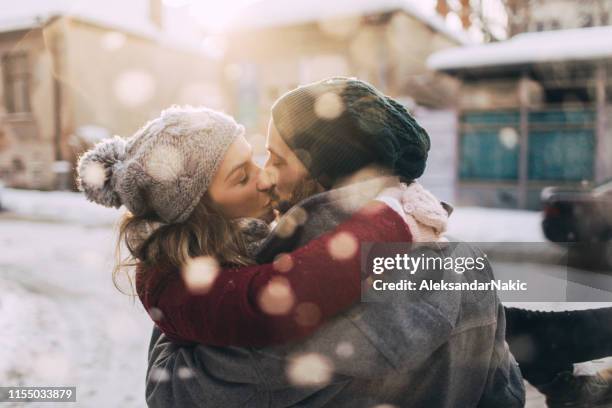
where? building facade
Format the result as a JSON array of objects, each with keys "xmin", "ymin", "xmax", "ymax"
[
  {"xmin": 429, "ymin": 25, "xmax": 612, "ymax": 210},
  {"xmin": 0, "ymin": 15, "xmax": 219, "ymax": 190},
  {"xmin": 221, "ymin": 1, "xmax": 467, "ymax": 151},
  {"xmin": 506, "ymin": 0, "xmax": 612, "ymax": 35}
]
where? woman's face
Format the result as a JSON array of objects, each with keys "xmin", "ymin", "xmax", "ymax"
[{"xmin": 208, "ymin": 135, "xmax": 274, "ymax": 221}]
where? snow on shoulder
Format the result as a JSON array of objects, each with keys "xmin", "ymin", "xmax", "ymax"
[{"xmin": 428, "ymin": 25, "xmax": 612, "ymax": 71}]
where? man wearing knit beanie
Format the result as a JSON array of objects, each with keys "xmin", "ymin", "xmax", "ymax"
[
  {"xmin": 250, "ymin": 77, "xmax": 523, "ymax": 407},
  {"xmin": 258, "ymin": 77, "xmax": 431, "ymax": 212}
]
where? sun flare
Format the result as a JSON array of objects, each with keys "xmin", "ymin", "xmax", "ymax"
[{"xmin": 163, "ymin": 0, "xmax": 259, "ymax": 33}]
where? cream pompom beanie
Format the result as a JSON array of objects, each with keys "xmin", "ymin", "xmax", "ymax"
[{"xmin": 77, "ymin": 106, "xmax": 244, "ymax": 223}]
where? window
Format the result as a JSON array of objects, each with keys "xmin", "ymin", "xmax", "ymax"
[
  {"xmin": 458, "ymin": 105, "xmax": 596, "ymax": 191},
  {"xmin": 527, "ymin": 109, "xmax": 595, "ymax": 181},
  {"xmin": 460, "ymin": 130, "xmax": 520, "ymax": 180},
  {"xmin": 2, "ymin": 52, "xmax": 31, "ymax": 114},
  {"xmin": 459, "ymin": 111, "xmax": 520, "ymax": 181},
  {"xmin": 235, "ymin": 63, "xmax": 259, "ymax": 128}
]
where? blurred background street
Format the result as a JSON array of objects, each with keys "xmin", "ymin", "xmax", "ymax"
[{"xmin": 2, "ymin": 0, "xmax": 612, "ymax": 406}]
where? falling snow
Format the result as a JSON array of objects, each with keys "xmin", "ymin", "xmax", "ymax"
[
  {"xmin": 314, "ymin": 92, "xmax": 345, "ymax": 120},
  {"xmin": 327, "ymin": 231, "xmax": 359, "ymax": 260},
  {"xmin": 257, "ymin": 277, "xmax": 295, "ymax": 315},
  {"xmin": 272, "ymin": 253, "xmax": 294, "ymax": 273},
  {"xmin": 182, "ymin": 256, "xmax": 220, "ymax": 294},
  {"xmin": 286, "ymin": 352, "xmax": 333, "ymax": 387}
]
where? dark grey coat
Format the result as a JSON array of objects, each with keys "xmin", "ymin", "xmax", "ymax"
[{"xmin": 144, "ymin": 178, "xmax": 525, "ymax": 407}]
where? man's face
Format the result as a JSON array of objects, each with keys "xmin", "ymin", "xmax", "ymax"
[{"xmin": 257, "ymin": 119, "xmax": 320, "ymax": 212}]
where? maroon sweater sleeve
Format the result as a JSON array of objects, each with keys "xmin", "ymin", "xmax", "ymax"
[{"xmin": 138, "ymin": 201, "xmax": 412, "ymax": 347}]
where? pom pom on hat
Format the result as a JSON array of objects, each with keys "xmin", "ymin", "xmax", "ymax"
[{"xmin": 77, "ymin": 135, "xmax": 127, "ymax": 208}]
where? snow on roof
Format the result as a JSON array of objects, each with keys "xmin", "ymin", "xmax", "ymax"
[
  {"xmin": 0, "ymin": 0, "xmax": 204, "ymax": 52},
  {"xmin": 428, "ymin": 25, "xmax": 612, "ymax": 71},
  {"xmin": 230, "ymin": 0, "xmax": 472, "ymax": 45},
  {"xmin": 0, "ymin": 0, "xmax": 160, "ymax": 37},
  {"xmin": 0, "ymin": 15, "xmax": 48, "ymax": 33},
  {"xmin": 0, "ymin": 11, "xmax": 207, "ymax": 56}
]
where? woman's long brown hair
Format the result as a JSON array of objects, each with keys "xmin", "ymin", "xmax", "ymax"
[{"xmin": 113, "ymin": 194, "xmax": 254, "ymax": 299}]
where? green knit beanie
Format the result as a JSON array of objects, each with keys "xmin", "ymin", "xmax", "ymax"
[{"xmin": 271, "ymin": 77, "xmax": 430, "ymax": 188}]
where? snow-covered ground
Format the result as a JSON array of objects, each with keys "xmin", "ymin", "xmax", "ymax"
[
  {"xmin": 0, "ymin": 188, "xmax": 609, "ymax": 407},
  {"xmin": 447, "ymin": 206, "xmax": 546, "ymax": 242},
  {"xmin": 0, "ymin": 189, "xmax": 150, "ymax": 407},
  {"xmin": 0, "ymin": 187, "xmax": 547, "ymax": 241},
  {"xmin": 0, "ymin": 188, "xmax": 119, "ymax": 227}
]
